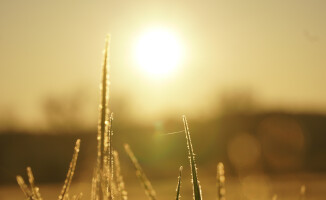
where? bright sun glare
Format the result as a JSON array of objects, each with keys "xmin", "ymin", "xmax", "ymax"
[{"xmin": 135, "ymin": 28, "xmax": 183, "ymax": 77}]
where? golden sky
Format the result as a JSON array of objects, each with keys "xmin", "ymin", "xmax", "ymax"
[{"xmin": 0, "ymin": 0, "xmax": 325, "ymax": 129}]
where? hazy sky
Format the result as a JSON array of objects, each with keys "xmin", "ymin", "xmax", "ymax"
[{"xmin": 0, "ymin": 0, "xmax": 325, "ymax": 129}]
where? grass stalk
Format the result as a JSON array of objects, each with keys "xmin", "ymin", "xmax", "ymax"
[
  {"xmin": 124, "ymin": 144, "xmax": 156, "ymax": 200},
  {"xmin": 58, "ymin": 139, "xmax": 81, "ymax": 200},
  {"xmin": 27, "ymin": 167, "xmax": 43, "ymax": 200},
  {"xmin": 175, "ymin": 166, "xmax": 183, "ymax": 200},
  {"xmin": 91, "ymin": 168, "xmax": 99, "ymax": 200},
  {"xmin": 182, "ymin": 115, "xmax": 202, "ymax": 200},
  {"xmin": 107, "ymin": 113, "xmax": 114, "ymax": 200},
  {"xmin": 95, "ymin": 34, "xmax": 111, "ymax": 200},
  {"xmin": 16, "ymin": 175, "xmax": 34, "ymax": 199},
  {"xmin": 114, "ymin": 151, "xmax": 128, "ymax": 200}
]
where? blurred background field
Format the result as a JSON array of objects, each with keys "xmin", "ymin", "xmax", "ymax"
[
  {"xmin": 1, "ymin": 0, "xmax": 326, "ymax": 199},
  {"xmin": 1, "ymin": 111, "xmax": 326, "ymax": 199}
]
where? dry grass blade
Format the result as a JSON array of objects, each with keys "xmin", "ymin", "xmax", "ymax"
[
  {"xmin": 58, "ymin": 139, "xmax": 81, "ymax": 200},
  {"xmin": 16, "ymin": 175, "xmax": 34, "ymax": 199},
  {"xmin": 124, "ymin": 144, "xmax": 157, "ymax": 200},
  {"xmin": 182, "ymin": 115, "xmax": 202, "ymax": 200},
  {"xmin": 27, "ymin": 167, "xmax": 43, "ymax": 200},
  {"xmin": 114, "ymin": 151, "xmax": 128, "ymax": 200},
  {"xmin": 216, "ymin": 162, "xmax": 225, "ymax": 200},
  {"xmin": 175, "ymin": 166, "xmax": 183, "ymax": 200}
]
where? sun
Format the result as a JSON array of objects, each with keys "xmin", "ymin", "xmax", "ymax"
[{"xmin": 134, "ymin": 28, "xmax": 183, "ymax": 77}]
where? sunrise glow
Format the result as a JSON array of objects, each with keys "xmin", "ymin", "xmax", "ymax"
[{"xmin": 134, "ymin": 28, "xmax": 183, "ymax": 77}]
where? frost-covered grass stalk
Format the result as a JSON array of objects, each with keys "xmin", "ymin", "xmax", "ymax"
[
  {"xmin": 17, "ymin": 139, "xmax": 81, "ymax": 200},
  {"xmin": 93, "ymin": 34, "xmax": 112, "ymax": 200},
  {"xmin": 183, "ymin": 115, "xmax": 203, "ymax": 200},
  {"xmin": 124, "ymin": 144, "xmax": 157, "ymax": 200},
  {"xmin": 175, "ymin": 166, "xmax": 183, "ymax": 200},
  {"xmin": 26, "ymin": 167, "xmax": 43, "ymax": 200},
  {"xmin": 113, "ymin": 151, "xmax": 128, "ymax": 200},
  {"xmin": 91, "ymin": 34, "xmax": 121, "ymax": 200},
  {"xmin": 58, "ymin": 139, "xmax": 81, "ymax": 200},
  {"xmin": 16, "ymin": 173, "xmax": 35, "ymax": 199}
]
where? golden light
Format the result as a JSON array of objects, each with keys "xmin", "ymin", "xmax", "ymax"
[{"xmin": 134, "ymin": 28, "xmax": 183, "ymax": 77}]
